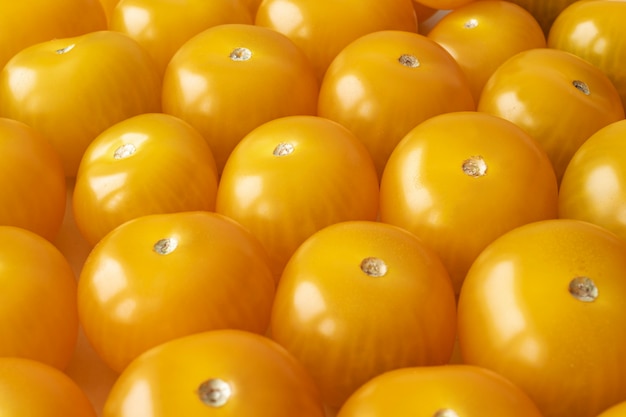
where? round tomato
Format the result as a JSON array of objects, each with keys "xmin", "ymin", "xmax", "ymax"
[
  {"xmin": 596, "ymin": 401, "xmax": 626, "ymax": 417},
  {"xmin": 318, "ymin": 30, "xmax": 475, "ymax": 178},
  {"xmin": 72, "ymin": 113, "xmax": 218, "ymax": 246},
  {"xmin": 337, "ymin": 365, "xmax": 543, "ymax": 416},
  {"xmin": 109, "ymin": 0, "xmax": 252, "ymax": 77},
  {"xmin": 0, "ymin": 118, "xmax": 66, "ymax": 241},
  {"xmin": 380, "ymin": 111, "xmax": 558, "ymax": 295},
  {"xmin": 103, "ymin": 329, "xmax": 326, "ymax": 417},
  {"xmin": 0, "ymin": 357, "xmax": 97, "ymax": 417},
  {"xmin": 0, "ymin": 30, "xmax": 162, "ymax": 177},
  {"xmin": 458, "ymin": 218, "xmax": 626, "ymax": 417},
  {"xmin": 270, "ymin": 220, "xmax": 457, "ymax": 410},
  {"xmin": 162, "ymin": 23, "xmax": 319, "ymax": 174},
  {"xmin": 548, "ymin": 0, "xmax": 626, "ymax": 110},
  {"xmin": 0, "ymin": 226, "xmax": 78, "ymax": 370},
  {"xmin": 559, "ymin": 119, "xmax": 626, "ymax": 243},
  {"xmin": 78, "ymin": 211, "xmax": 276, "ymax": 373},
  {"xmin": 255, "ymin": 0, "xmax": 418, "ymax": 81},
  {"xmin": 428, "ymin": 0, "xmax": 546, "ymax": 102},
  {"xmin": 215, "ymin": 115, "xmax": 380, "ymax": 280},
  {"xmin": 478, "ymin": 47, "xmax": 625, "ymax": 184},
  {"xmin": 503, "ymin": 0, "xmax": 578, "ymax": 35}
]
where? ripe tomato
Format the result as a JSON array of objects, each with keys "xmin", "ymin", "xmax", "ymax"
[
  {"xmin": 548, "ymin": 0, "xmax": 626, "ymax": 110},
  {"xmin": 72, "ymin": 113, "xmax": 219, "ymax": 246},
  {"xmin": 428, "ymin": 0, "xmax": 546, "ymax": 102},
  {"xmin": 109, "ymin": 0, "xmax": 252, "ymax": 77},
  {"xmin": 255, "ymin": 0, "xmax": 418, "ymax": 81},
  {"xmin": 162, "ymin": 23, "xmax": 319, "ymax": 174},
  {"xmin": 318, "ymin": 30, "xmax": 475, "ymax": 178},
  {"xmin": 215, "ymin": 115, "xmax": 380, "ymax": 280},
  {"xmin": 0, "ymin": 30, "xmax": 162, "ymax": 177},
  {"xmin": 270, "ymin": 220, "xmax": 457, "ymax": 410},
  {"xmin": 77, "ymin": 211, "xmax": 276, "ymax": 373},
  {"xmin": 597, "ymin": 401, "xmax": 626, "ymax": 417},
  {"xmin": 503, "ymin": 0, "xmax": 578, "ymax": 35},
  {"xmin": 458, "ymin": 218, "xmax": 626, "ymax": 417},
  {"xmin": 103, "ymin": 329, "xmax": 326, "ymax": 417},
  {"xmin": 0, "ymin": 118, "xmax": 66, "ymax": 241},
  {"xmin": 0, "ymin": 226, "xmax": 78, "ymax": 370},
  {"xmin": 478, "ymin": 47, "xmax": 625, "ymax": 184},
  {"xmin": 380, "ymin": 111, "xmax": 558, "ymax": 295},
  {"xmin": 559, "ymin": 119, "xmax": 626, "ymax": 243},
  {"xmin": 336, "ymin": 365, "xmax": 543, "ymax": 417},
  {"xmin": 0, "ymin": 357, "xmax": 97, "ymax": 417},
  {"xmin": 0, "ymin": 0, "xmax": 106, "ymax": 69}
]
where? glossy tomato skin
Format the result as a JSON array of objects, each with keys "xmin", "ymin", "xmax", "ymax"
[
  {"xmin": 78, "ymin": 211, "xmax": 276, "ymax": 373},
  {"xmin": 548, "ymin": 0, "xmax": 626, "ymax": 109},
  {"xmin": 596, "ymin": 401, "xmax": 626, "ymax": 417},
  {"xmin": 162, "ymin": 23, "xmax": 319, "ymax": 174},
  {"xmin": 0, "ymin": 226, "xmax": 78, "ymax": 370},
  {"xmin": 478, "ymin": 47, "xmax": 625, "ymax": 184},
  {"xmin": 270, "ymin": 220, "xmax": 457, "ymax": 410},
  {"xmin": 318, "ymin": 30, "xmax": 475, "ymax": 178},
  {"xmin": 559, "ymin": 119, "xmax": 626, "ymax": 243},
  {"xmin": 0, "ymin": 30, "xmax": 162, "ymax": 177},
  {"xmin": 73, "ymin": 113, "xmax": 219, "ymax": 246},
  {"xmin": 337, "ymin": 365, "xmax": 544, "ymax": 417},
  {"xmin": 380, "ymin": 111, "xmax": 558, "ymax": 295},
  {"xmin": 103, "ymin": 329, "xmax": 326, "ymax": 417},
  {"xmin": 216, "ymin": 115, "xmax": 380, "ymax": 280},
  {"xmin": 0, "ymin": 357, "xmax": 97, "ymax": 417},
  {"xmin": 458, "ymin": 219, "xmax": 626, "ymax": 417}
]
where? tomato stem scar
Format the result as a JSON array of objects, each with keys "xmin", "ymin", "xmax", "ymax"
[
  {"xmin": 434, "ymin": 409, "xmax": 460, "ymax": 417},
  {"xmin": 572, "ymin": 80, "xmax": 590, "ymax": 95},
  {"xmin": 462, "ymin": 155, "xmax": 487, "ymax": 177},
  {"xmin": 464, "ymin": 18, "xmax": 479, "ymax": 28},
  {"xmin": 56, "ymin": 44, "xmax": 75, "ymax": 54},
  {"xmin": 569, "ymin": 276, "xmax": 598, "ymax": 302},
  {"xmin": 113, "ymin": 144, "xmax": 136, "ymax": 160},
  {"xmin": 360, "ymin": 257, "xmax": 387, "ymax": 277},
  {"xmin": 273, "ymin": 142, "xmax": 294, "ymax": 156},
  {"xmin": 197, "ymin": 378, "xmax": 231, "ymax": 407},
  {"xmin": 398, "ymin": 54, "xmax": 420, "ymax": 68},
  {"xmin": 153, "ymin": 238, "xmax": 178, "ymax": 255},
  {"xmin": 230, "ymin": 47, "xmax": 252, "ymax": 61}
]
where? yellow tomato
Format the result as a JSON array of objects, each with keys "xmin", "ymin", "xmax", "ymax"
[
  {"xmin": 458, "ymin": 218, "xmax": 626, "ymax": 417},
  {"xmin": 428, "ymin": 0, "xmax": 546, "ymax": 102},
  {"xmin": 110, "ymin": 0, "xmax": 252, "ymax": 77},
  {"xmin": 78, "ymin": 211, "xmax": 276, "ymax": 373},
  {"xmin": 559, "ymin": 119, "xmax": 626, "ymax": 243},
  {"xmin": 73, "ymin": 113, "xmax": 219, "ymax": 246},
  {"xmin": 215, "ymin": 115, "xmax": 380, "ymax": 280},
  {"xmin": 0, "ymin": 118, "xmax": 66, "ymax": 241},
  {"xmin": 0, "ymin": 30, "xmax": 162, "ymax": 177},
  {"xmin": 548, "ymin": 0, "xmax": 626, "ymax": 109},
  {"xmin": 0, "ymin": 226, "xmax": 78, "ymax": 370},
  {"xmin": 337, "ymin": 365, "xmax": 543, "ymax": 416},
  {"xmin": 162, "ymin": 23, "xmax": 319, "ymax": 174},
  {"xmin": 270, "ymin": 220, "xmax": 457, "ymax": 410},
  {"xmin": 103, "ymin": 329, "xmax": 326, "ymax": 417},
  {"xmin": 0, "ymin": 357, "xmax": 97, "ymax": 417},
  {"xmin": 0, "ymin": 0, "xmax": 106, "ymax": 69},
  {"xmin": 318, "ymin": 30, "xmax": 475, "ymax": 178},
  {"xmin": 380, "ymin": 111, "xmax": 558, "ymax": 295},
  {"xmin": 478, "ymin": 47, "xmax": 625, "ymax": 184},
  {"xmin": 255, "ymin": 0, "xmax": 418, "ymax": 81},
  {"xmin": 597, "ymin": 401, "xmax": 626, "ymax": 417},
  {"xmin": 503, "ymin": 0, "xmax": 579, "ymax": 35}
]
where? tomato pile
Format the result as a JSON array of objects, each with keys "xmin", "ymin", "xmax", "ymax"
[{"xmin": 1, "ymin": 0, "xmax": 626, "ymax": 416}]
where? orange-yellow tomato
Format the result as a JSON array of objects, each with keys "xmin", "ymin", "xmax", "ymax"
[
  {"xmin": 0, "ymin": 30, "xmax": 162, "ymax": 177},
  {"xmin": 0, "ymin": 0, "xmax": 106, "ymax": 69},
  {"xmin": 478, "ymin": 47, "xmax": 625, "ymax": 184},
  {"xmin": 318, "ymin": 30, "xmax": 475, "ymax": 178},
  {"xmin": 458, "ymin": 219, "xmax": 626, "ymax": 417},
  {"xmin": 0, "ymin": 226, "xmax": 78, "ymax": 370},
  {"xmin": 109, "ymin": 0, "xmax": 252, "ymax": 77},
  {"xmin": 0, "ymin": 357, "xmax": 97, "ymax": 417},
  {"xmin": 337, "ymin": 365, "xmax": 544, "ymax": 417},
  {"xmin": 380, "ymin": 111, "xmax": 558, "ymax": 295},
  {"xmin": 73, "ymin": 113, "xmax": 218, "ymax": 246},
  {"xmin": 103, "ymin": 329, "xmax": 326, "ymax": 417},
  {"xmin": 596, "ymin": 401, "xmax": 626, "ymax": 417},
  {"xmin": 0, "ymin": 118, "xmax": 66, "ymax": 241},
  {"xmin": 559, "ymin": 119, "xmax": 626, "ymax": 243},
  {"xmin": 255, "ymin": 0, "xmax": 418, "ymax": 81},
  {"xmin": 162, "ymin": 23, "xmax": 319, "ymax": 174},
  {"xmin": 270, "ymin": 220, "xmax": 457, "ymax": 410},
  {"xmin": 503, "ymin": 0, "xmax": 579, "ymax": 35},
  {"xmin": 548, "ymin": 0, "xmax": 626, "ymax": 109},
  {"xmin": 78, "ymin": 211, "xmax": 276, "ymax": 373},
  {"xmin": 428, "ymin": 0, "xmax": 546, "ymax": 102},
  {"xmin": 215, "ymin": 115, "xmax": 380, "ymax": 280}
]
